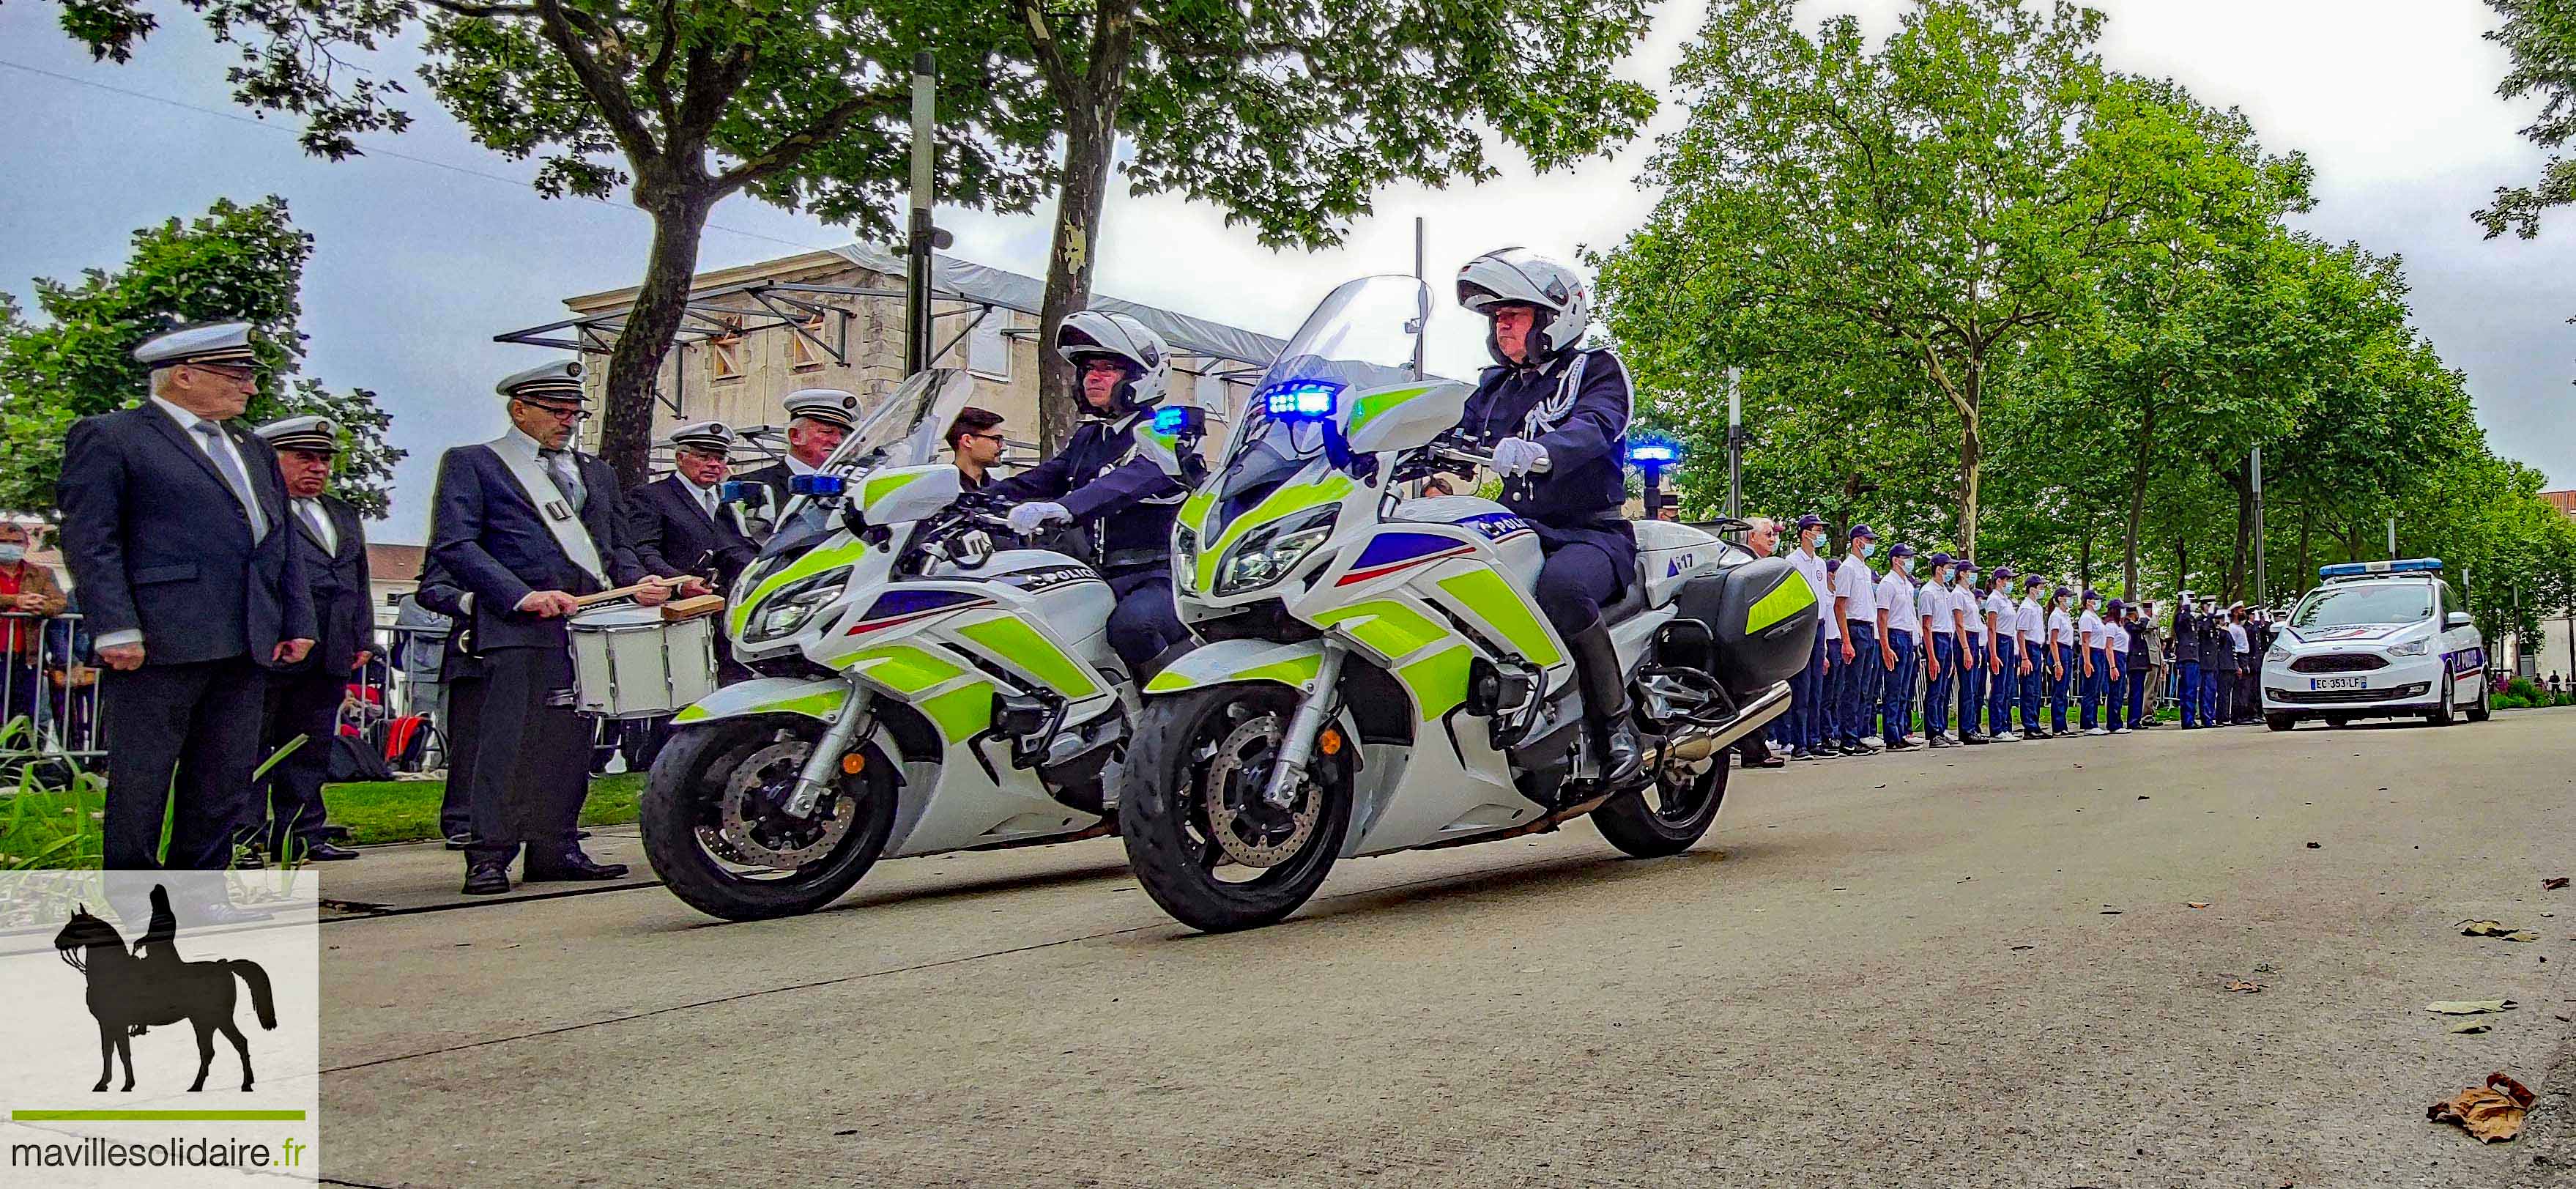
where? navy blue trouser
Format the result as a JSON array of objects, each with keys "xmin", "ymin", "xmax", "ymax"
[
  {"xmin": 1880, "ymin": 630, "xmax": 1917, "ymax": 744},
  {"xmin": 2179, "ymin": 661, "xmax": 2202, "ymax": 727},
  {"xmin": 1987, "ymin": 637, "xmax": 2019, "ymax": 737},
  {"xmin": 2124, "ymin": 662, "xmax": 2148, "ymax": 727},
  {"xmin": 2046, "ymin": 645, "xmax": 2073, "ymax": 732},
  {"xmin": 1958, "ymin": 635, "xmax": 1985, "ymax": 736},
  {"xmin": 1790, "ymin": 632, "xmax": 1828, "ymax": 752},
  {"xmin": 2019, "ymin": 642, "xmax": 2046, "ymax": 733},
  {"xmin": 1922, "ymin": 634, "xmax": 1956, "ymax": 738},
  {"xmin": 2080, "ymin": 647, "xmax": 2108, "ymax": 729},
  {"xmin": 1105, "ymin": 568, "xmax": 1189, "ymax": 678},
  {"xmin": 2101, "ymin": 651, "xmax": 2125, "ymax": 729},
  {"xmin": 1837, "ymin": 621, "xmax": 1879, "ymax": 748}
]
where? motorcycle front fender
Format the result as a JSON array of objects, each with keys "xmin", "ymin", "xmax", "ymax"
[
  {"xmin": 670, "ymin": 675, "xmax": 856, "ymax": 725},
  {"xmin": 1142, "ymin": 639, "xmax": 1328, "ymax": 696}
]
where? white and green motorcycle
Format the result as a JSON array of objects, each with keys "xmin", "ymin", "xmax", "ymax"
[
  {"xmin": 638, "ymin": 368, "xmax": 1198, "ymax": 920},
  {"xmin": 1116, "ymin": 276, "xmax": 1821, "ymax": 933}
]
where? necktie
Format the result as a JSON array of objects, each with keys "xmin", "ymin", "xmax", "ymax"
[
  {"xmin": 299, "ymin": 499, "xmax": 336, "ymax": 554},
  {"xmin": 542, "ymin": 449, "xmax": 586, "ymax": 511},
  {"xmin": 193, "ymin": 421, "xmax": 268, "ymax": 541}
]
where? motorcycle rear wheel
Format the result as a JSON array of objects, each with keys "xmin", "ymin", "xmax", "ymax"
[
  {"xmin": 1118, "ymin": 686, "xmax": 1353, "ymax": 933},
  {"xmin": 641, "ymin": 716, "xmax": 899, "ymax": 922},
  {"xmin": 1592, "ymin": 748, "xmax": 1729, "ymax": 858}
]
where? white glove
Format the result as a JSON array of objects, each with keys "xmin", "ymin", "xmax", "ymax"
[
  {"xmin": 1006, "ymin": 501, "xmax": 1071, "ymax": 536},
  {"xmin": 1491, "ymin": 437, "xmax": 1549, "ymax": 478}
]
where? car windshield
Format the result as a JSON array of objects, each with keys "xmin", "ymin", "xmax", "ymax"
[
  {"xmin": 1209, "ymin": 276, "xmax": 1428, "ymax": 520},
  {"xmin": 2291, "ymin": 582, "xmax": 2432, "ymax": 629}
]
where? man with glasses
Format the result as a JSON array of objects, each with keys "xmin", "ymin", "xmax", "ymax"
[
  {"xmin": 734, "ymin": 389, "xmax": 858, "ymax": 538},
  {"xmin": 429, "ymin": 360, "xmax": 701, "ymax": 895},
  {"xmin": 56, "ymin": 322, "xmax": 315, "ymax": 886},
  {"xmin": 628, "ymin": 421, "xmax": 757, "ymax": 597},
  {"xmin": 945, "ymin": 407, "xmax": 1010, "ymax": 491}
]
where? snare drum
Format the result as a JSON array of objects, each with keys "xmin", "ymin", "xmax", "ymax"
[{"xmin": 568, "ymin": 605, "xmax": 719, "ymax": 719}]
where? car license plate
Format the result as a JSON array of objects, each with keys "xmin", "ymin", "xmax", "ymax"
[{"xmin": 2311, "ymin": 676, "xmax": 2367, "ymax": 691}]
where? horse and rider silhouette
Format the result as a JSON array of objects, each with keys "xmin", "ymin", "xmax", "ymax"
[{"xmin": 51, "ymin": 886, "xmax": 277, "ymax": 1092}]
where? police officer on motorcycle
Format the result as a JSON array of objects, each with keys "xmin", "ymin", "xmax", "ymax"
[
  {"xmin": 1449, "ymin": 247, "xmax": 1644, "ymax": 787},
  {"xmin": 988, "ymin": 311, "xmax": 1192, "ymax": 678}
]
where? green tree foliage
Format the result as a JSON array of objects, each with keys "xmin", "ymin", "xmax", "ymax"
[
  {"xmin": 0, "ymin": 198, "xmax": 403, "ymax": 517},
  {"xmin": 2480, "ymin": 0, "xmax": 2576, "ymax": 240},
  {"xmin": 46, "ymin": 0, "xmax": 1056, "ymax": 486}
]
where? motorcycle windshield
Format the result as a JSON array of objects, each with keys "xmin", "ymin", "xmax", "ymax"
[
  {"xmin": 1211, "ymin": 276, "xmax": 1428, "ymax": 519},
  {"xmin": 757, "ymin": 368, "xmax": 973, "ymax": 562}
]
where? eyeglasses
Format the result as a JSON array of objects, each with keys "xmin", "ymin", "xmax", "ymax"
[
  {"xmin": 961, "ymin": 432, "xmax": 1007, "ymax": 445},
  {"xmin": 514, "ymin": 399, "xmax": 589, "ymax": 423},
  {"xmin": 188, "ymin": 363, "xmax": 259, "ymax": 383}
]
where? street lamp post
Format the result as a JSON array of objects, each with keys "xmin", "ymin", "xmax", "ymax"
[{"xmin": 1724, "ymin": 367, "xmax": 1743, "ymax": 521}]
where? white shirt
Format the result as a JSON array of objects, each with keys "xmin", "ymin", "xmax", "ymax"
[
  {"xmin": 2017, "ymin": 598, "xmax": 2045, "ymax": 642},
  {"xmin": 2047, "ymin": 607, "xmax": 2075, "ymax": 645},
  {"xmin": 1875, "ymin": 571, "xmax": 1915, "ymax": 634},
  {"xmin": 2227, "ymin": 623, "xmax": 2250, "ymax": 652},
  {"xmin": 1958, "ymin": 585, "xmax": 1986, "ymax": 637},
  {"xmin": 2080, "ymin": 610, "xmax": 2105, "ymax": 648},
  {"xmin": 681, "ymin": 475, "xmax": 721, "ymax": 519},
  {"xmin": 1917, "ymin": 582, "xmax": 1954, "ymax": 634},
  {"xmin": 2105, "ymin": 621, "xmax": 2130, "ymax": 655},
  {"xmin": 294, "ymin": 497, "xmax": 338, "ymax": 555},
  {"xmin": 1983, "ymin": 590, "xmax": 2017, "ymax": 640},
  {"xmin": 1789, "ymin": 548, "xmax": 1838, "ymax": 641},
  {"xmin": 1833, "ymin": 555, "xmax": 1877, "ymax": 625}
]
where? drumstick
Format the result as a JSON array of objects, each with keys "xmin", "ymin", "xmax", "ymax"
[{"xmin": 571, "ymin": 576, "xmax": 691, "ymax": 609}]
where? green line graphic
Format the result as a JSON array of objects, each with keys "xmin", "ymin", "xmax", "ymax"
[{"xmin": 10, "ymin": 1109, "xmax": 308, "ymax": 1122}]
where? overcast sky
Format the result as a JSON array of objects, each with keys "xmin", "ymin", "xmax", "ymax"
[{"xmin": 4, "ymin": 0, "xmax": 2572, "ymax": 544}]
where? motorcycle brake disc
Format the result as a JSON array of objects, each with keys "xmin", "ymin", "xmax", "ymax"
[
  {"xmin": 705, "ymin": 740, "xmax": 855, "ymax": 869},
  {"xmin": 1203, "ymin": 714, "xmax": 1318, "ymax": 869}
]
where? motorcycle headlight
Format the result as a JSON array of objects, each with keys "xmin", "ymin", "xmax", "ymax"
[
  {"xmin": 1214, "ymin": 508, "xmax": 1337, "ymax": 596},
  {"xmin": 742, "ymin": 566, "xmax": 852, "ymax": 644},
  {"xmin": 1174, "ymin": 525, "xmax": 1200, "ymax": 593},
  {"xmin": 2265, "ymin": 644, "xmax": 2291, "ymax": 662},
  {"xmin": 2385, "ymin": 637, "xmax": 2432, "ymax": 658}
]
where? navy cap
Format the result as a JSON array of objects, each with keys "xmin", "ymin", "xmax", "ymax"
[
  {"xmin": 2024, "ymin": 574, "xmax": 2046, "ymax": 590},
  {"xmin": 1848, "ymin": 524, "xmax": 1879, "ymax": 541},
  {"xmin": 2106, "ymin": 598, "xmax": 2126, "ymax": 615},
  {"xmin": 2053, "ymin": 585, "xmax": 2073, "ymax": 599},
  {"xmin": 1795, "ymin": 514, "xmax": 1825, "ymax": 530},
  {"xmin": 1958, "ymin": 560, "xmax": 1979, "ymax": 574},
  {"xmin": 2082, "ymin": 588, "xmax": 2101, "ymax": 602},
  {"xmin": 1887, "ymin": 542, "xmax": 1916, "ymax": 559},
  {"xmin": 1826, "ymin": 558, "xmax": 1841, "ymax": 574},
  {"xmin": 1992, "ymin": 566, "xmax": 2015, "ymax": 582},
  {"xmin": 1926, "ymin": 551, "xmax": 1953, "ymax": 568}
]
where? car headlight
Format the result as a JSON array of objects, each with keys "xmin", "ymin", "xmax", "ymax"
[
  {"xmin": 742, "ymin": 566, "xmax": 852, "ymax": 644},
  {"xmin": 1214, "ymin": 508, "xmax": 1337, "ymax": 596},
  {"xmin": 2385, "ymin": 637, "xmax": 2432, "ymax": 657},
  {"xmin": 2265, "ymin": 644, "xmax": 2290, "ymax": 662},
  {"xmin": 1174, "ymin": 525, "xmax": 1200, "ymax": 593}
]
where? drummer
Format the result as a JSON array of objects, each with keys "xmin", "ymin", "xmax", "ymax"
[{"xmin": 427, "ymin": 360, "xmax": 703, "ymax": 896}]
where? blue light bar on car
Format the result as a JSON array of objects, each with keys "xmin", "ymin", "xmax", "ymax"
[
  {"xmin": 1261, "ymin": 380, "xmax": 1341, "ymax": 418},
  {"xmin": 2317, "ymin": 558, "xmax": 2442, "ymax": 578},
  {"xmin": 787, "ymin": 473, "xmax": 846, "ymax": 497}
]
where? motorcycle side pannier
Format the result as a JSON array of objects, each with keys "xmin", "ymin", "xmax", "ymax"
[{"xmin": 1669, "ymin": 557, "xmax": 1819, "ymax": 695}]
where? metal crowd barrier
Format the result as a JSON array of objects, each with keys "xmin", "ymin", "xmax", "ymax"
[{"xmin": 0, "ymin": 612, "xmax": 460, "ymax": 774}]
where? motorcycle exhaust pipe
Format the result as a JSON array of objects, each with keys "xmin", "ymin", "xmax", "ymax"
[{"xmin": 1649, "ymin": 680, "xmax": 1792, "ymax": 765}]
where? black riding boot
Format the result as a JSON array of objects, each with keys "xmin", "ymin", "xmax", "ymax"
[{"xmin": 1568, "ymin": 619, "xmax": 1644, "ymax": 788}]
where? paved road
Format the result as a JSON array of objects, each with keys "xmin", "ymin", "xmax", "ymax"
[{"xmin": 318, "ymin": 709, "xmax": 2576, "ymax": 1188}]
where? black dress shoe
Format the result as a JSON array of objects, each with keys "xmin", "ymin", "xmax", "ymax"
[
  {"xmin": 523, "ymin": 850, "xmax": 628, "ymax": 882},
  {"xmin": 300, "ymin": 841, "xmax": 363, "ymax": 862},
  {"xmin": 1751, "ymin": 753, "xmax": 1786, "ymax": 768},
  {"xmin": 1960, "ymin": 733, "xmax": 1989, "ymax": 745},
  {"xmin": 462, "ymin": 864, "xmax": 511, "ymax": 895},
  {"xmin": 194, "ymin": 901, "xmax": 272, "ymax": 926}
]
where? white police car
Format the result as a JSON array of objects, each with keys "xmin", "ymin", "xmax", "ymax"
[{"xmin": 2261, "ymin": 559, "xmax": 2490, "ymax": 730}]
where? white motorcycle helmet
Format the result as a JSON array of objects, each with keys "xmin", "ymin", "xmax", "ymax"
[
  {"xmin": 1456, "ymin": 247, "xmax": 1591, "ymax": 368},
  {"xmin": 1056, "ymin": 310, "xmax": 1171, "ymax": 418}
]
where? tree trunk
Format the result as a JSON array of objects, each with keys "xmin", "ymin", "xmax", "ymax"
[
  {"xmin": 1956, "ymin": 392, "xmax": 1983, "ymax": 559},
  {"xmin": 2120, "ymin": 402, "xmax": 2158, "ymax": 600},
  {"xmin": 2225, "ymin": 459, "xmax": 2254, "ymax": 604},
  {"xmin": 598, "ymin": 182, "xmax": 715, "ymax": 489},
  {"xmin": 1036, "ymin": 92, "xmax": 1125, "ymax": 456},
  {"xmin": 2295, "ymin": 505, "xmax": 2312, "ymax": 596}
]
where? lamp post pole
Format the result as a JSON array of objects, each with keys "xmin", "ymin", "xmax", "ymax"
[{"xmin": 1725, "ymin": 368, "xmax": 1743, "ymax": 520}]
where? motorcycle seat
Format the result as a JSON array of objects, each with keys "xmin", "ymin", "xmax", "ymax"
[{"xmin": 1601, "ymin": 575, "xmax": 1650, "ymax": 626}]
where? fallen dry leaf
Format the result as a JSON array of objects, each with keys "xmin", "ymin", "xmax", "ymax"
[
  {"xmin": 2459, "ymin": 921, "xmax": 2542, "ymax": 942},
  {"xmin": 2187, "ymin": 902, "xmax": 2211, "ymax": 909},
  {"xmin": 2448, "ymin": 1021, "xmax": 2492, "ymax": 1034},
  {"xmin": 2546, "ymin": 878, "xmax": 2570, "ymax": 891},
  {"xmin": 2427, "ymin": 1073, "xmax": 2535, "ymax": 1144},
  {"xmin": 2224, "ymin": 979, "xmax": 2264, "ymax": 993},
  {"xmin": 2427, "ymin": 1000, "xmax": 2518, "ymax": 1015}
]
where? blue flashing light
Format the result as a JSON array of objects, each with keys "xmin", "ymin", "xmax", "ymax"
[
  {"xmin": 1627, "ymin": 436, "xmax": 1679, "ymax": 467},
  {"xmin": 788, "ymin": 473, "xmax": 846, "ymax": 497},
  {"xmin": 1154, "ymin": 406, "xmax": 1188, "ymax": 432},
  {"xmin": 1261, "ymin": 379, "xmax": 1342, "ymax": 418},
  {"xmin": 2318, "ymin": 558, "xmax": 2443, "ymax": 579}
]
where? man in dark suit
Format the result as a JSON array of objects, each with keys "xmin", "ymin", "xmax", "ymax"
[
  {"xmin": 250, "ymin": 415, "xmax": 369, "ymax": 863},
  {"xmin": 428, "ymin": 360, "xmax": 700, "ymax": 894},
  {"xmin": 628, "ymin": 420, "xmax": 757, "ymax": 596},
  {"xmin": 733, "ymin": 389, "xmax": 857, "ymax": 539},
  {"xmin": 56, "ymin": 322, "xmax": 316, "ymax": 883}
]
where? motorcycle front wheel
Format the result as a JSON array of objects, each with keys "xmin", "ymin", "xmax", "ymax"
[
  {"xmin": 1118, "ymin": 685, "xmax": 1354, "ymax": 933},
  {"xmin": 640, "ymin": 715, "xmax": 899, "ymax": 922}
]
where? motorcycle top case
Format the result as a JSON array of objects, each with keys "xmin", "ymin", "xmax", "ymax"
[{"xmin": 1668, "ymin": 556, "xmax": 1819, "ymax": 694}]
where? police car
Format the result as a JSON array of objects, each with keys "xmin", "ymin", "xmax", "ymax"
[{"xmin": 2261, "ymin": 558, "xmax": 2490, "ymax": 730}]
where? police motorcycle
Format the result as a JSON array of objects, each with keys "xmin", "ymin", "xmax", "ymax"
[
  {"xmin": 1114, "ymin": 276, "xmax": 1821, "ymax": 933},
  {"xmin": 638, "ymin": 367, "xmax": 1199, "ymax": 921}
]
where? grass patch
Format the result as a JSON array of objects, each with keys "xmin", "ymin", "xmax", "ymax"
[{"xmin": 2, "ymin": 772, "xmax": 647, "ymax": 867}]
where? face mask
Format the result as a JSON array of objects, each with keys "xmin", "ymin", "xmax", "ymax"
[
  {"xmin": 0, "ymin": 544, "xmax": 21, "ymax": 565},
  {"xmin": 1858, "ymin": 543, "xmax": 1875, "ymax": 559}
]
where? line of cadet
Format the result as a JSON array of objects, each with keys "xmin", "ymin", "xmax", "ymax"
[{"xmin": 1760, "ymin": 518, "xmax": 2276, "ymax": 764}]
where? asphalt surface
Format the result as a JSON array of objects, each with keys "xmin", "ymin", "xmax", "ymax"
[{"xmin": 316, "ymin": 708, "xmax": 2576, "ymax": 1188}]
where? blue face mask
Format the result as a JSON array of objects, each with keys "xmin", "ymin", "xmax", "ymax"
[
  {"xmin": 0, "ymin": 544, "xmax": 21, "ymax": 565},
  {"xmin": 1858, "ymin": 543, "xmax": 1875, "ymax": 559}
]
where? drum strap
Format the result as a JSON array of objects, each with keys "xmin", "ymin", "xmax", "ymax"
[{"xmin": 480, "ymin": 438, "xmax": 607, "ymax": 588}]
